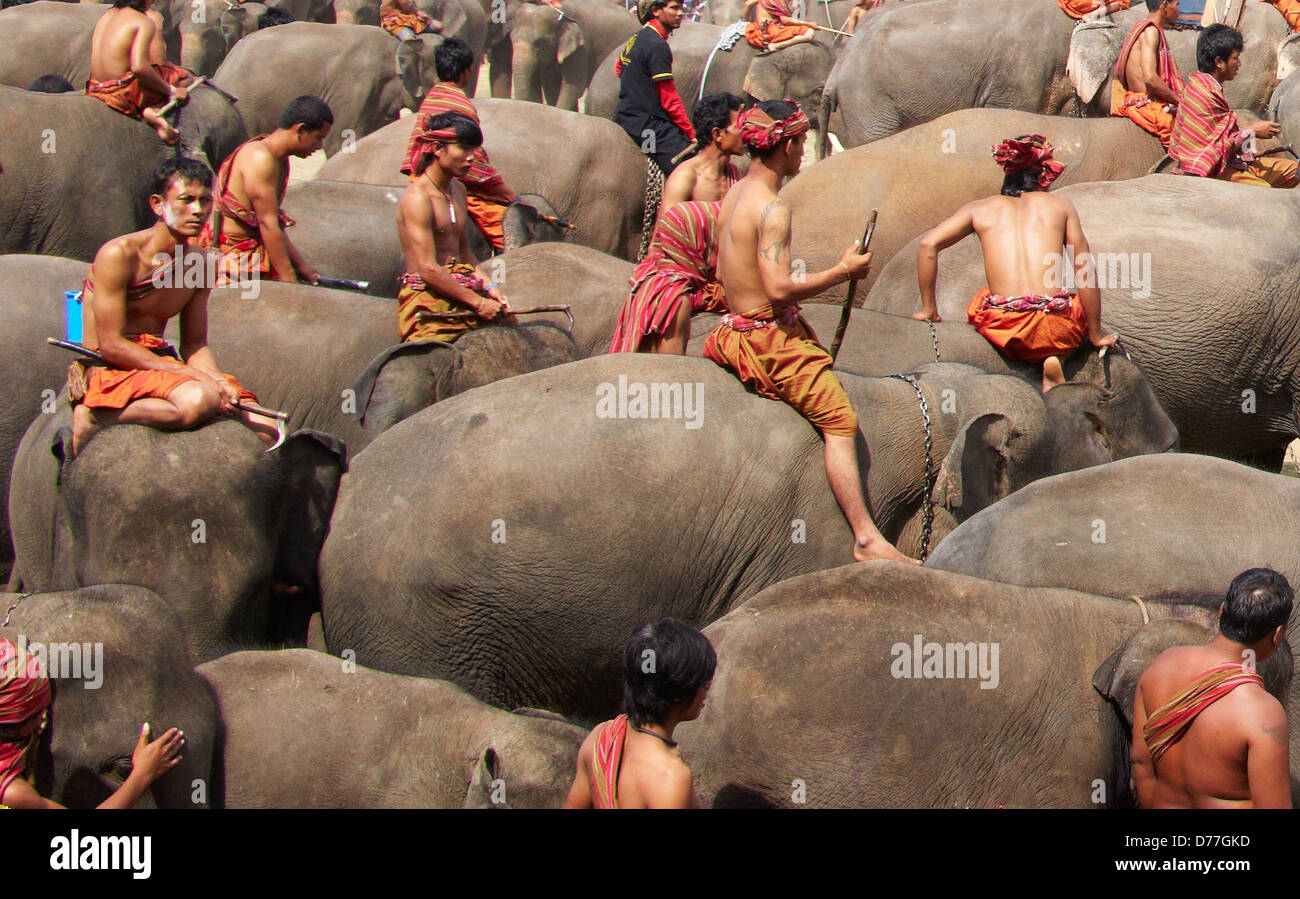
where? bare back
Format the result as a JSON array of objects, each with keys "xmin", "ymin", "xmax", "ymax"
[
  {"xmin": 1131, "ymin": 646, "xmax": 1290, "ymax": 809},
  {"xmin": 89, "ymin": 7, "xmax": 154, "ymax": 82},
  {"xmin": 1122, "ymin": 25, "xmax": 1160, "ymax": 96},
  {"xmin": 222, "ymin": 140, "xmax": 289, "ymax": 241},
  {"xmin": 397, "ymin": 177, "xmax": 472, "ymax": 271},
  {"xmin": 716, "ymin": 175, "xmax": 783, "ymax": 318},
  {"xmin": 969, "ymin": 191, "xmax": 1073, "ymax": 298}
]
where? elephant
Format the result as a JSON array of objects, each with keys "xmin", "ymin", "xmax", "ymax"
[
  {"xmin": 173, "ymin": 0, "xmax": 293, "ymax": 79},
  {"xmin": 211, "ymin": 22, "xmax": 442, "ymax": 157},
  {"xmin": 333, "ymin": 0, "xmax": 489, "ymax": 92},
  {"xmin": 317, "ymin": 99, "xmax": 650, "ymax": 260},
  {"xmin": 317, "ymin": 353, "xmax": 1176, "ymax": 719},
  {"xmin": 821, "ymin": 0, "xmax": 1081, "ymax": 148},
  {"xmin": 925, "ymin": 452, "xmax": 1300, "ymax": 784},
  {"xmin": 584, "ymin": 22, "xmax": 835, "ymax": 128},
  {"xmin": 675, "ymin": 561, "xmax": 1293, "ymax": 807},
  {"xmin": 1067, "ymin": 4, "xmax": 1285, "ymax": 116},
  {"xmin": 0, "ymin": 1, "xmax": 101, "ymax": 90},
  {"xmin": 8, "ymin": 414, "xmax": 347, "ymax": 664},
  {"xmin": 0, "ymin": 85, "xmax": 246, "ymax": 259},
  {"xmin": 0, "ymin": 585, "xmax": 219, "ymax": 808},
  {"xmin": 867, "ymin": 174, "xmax": 1300, "ymax": 468},
  {"xmin": 1270, "ymin": 67, "xmax": 1300, "ymax": 145},
  {"xmin": 197, "ymin": 649, "xmax": 584, "ymax": 807},
  {"xmin": 282, "ymin": 180, "xmax": 570, "ymax": 296},
  {"xmin": 509, "ymin": 0, "xmax": 637, "ymax": 109},
  {"xmin": 790, "ymin": 108, "xmax": 1165, "ymax": 300}
]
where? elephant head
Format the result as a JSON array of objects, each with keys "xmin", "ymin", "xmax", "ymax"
[
  {"xmin": 511, "ymin": 2, "xmax": 587, "ymax": 107},
  {"xmin": 742, "ymin": 40, "xmax": 834, "ymax": 130},
  {"xmin": 502, "ymin": 193, "xmax": 570, "ymax": 251},
  {"xmin": 395, "ymin": 33, "xmax": 443, "ymax": 105},
  {"xmin": 174, "ymin": 85, "xmax": 249, "ymax": 174},
  {"xmin": 332, "ymin": 0, "xmax": 378, "ymax": 25},
  {"xmin": 0, "ymin": 585, "xmax": 219, "ymax": 808},
  {"xmin": 1279, "ymin": 32, "xmax": 1300, "ymax": 81},
  {"xmin": 1065, "ymin": 19, "xmax": 1126, "ymax": 110}
]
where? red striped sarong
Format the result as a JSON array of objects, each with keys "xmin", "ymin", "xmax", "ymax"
[
  {"xmin": 609, "ymin": 200, "xmax": 726, "ymax": 353},
  {"xmin": 1142, "ymin": 662, "xmax": 1264, "ymax": 770},
  {"xmin": 1168, "ymin": 71, "xmax": 1251, "ymax": 177},
  {"xmin": 591, "ymin": 715, "xmax": 629, "ymax": 809}
]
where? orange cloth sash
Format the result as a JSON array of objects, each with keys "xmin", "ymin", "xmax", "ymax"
[
  {"xmin": 197, "ymin": 135, "xmax": 295, "ymax": 282},
  {"xmin": 744, "ymin": 20, "xmax": 812, "ymax": 49},
  {"xmin": 702, "ymin": 303, "xmax": 858, "ymax": 437},
  {"xmin": 1142, "ymin": 662, "xmax": 1264, "ymax": 770},
  {"xmin": 1264, "ymin": 0, "xmax": 1300, "ymax": 30},
  {"xmin": 1109, "ymin": 19, "xmax": 1181, "ymax": 146},
  {"xmin": 966, "ymin": 287, "xmax": 1088, "ymax": 364},
  {"xmin": 84, "ymin": 63, "xmax": 190, "ymax": 119}
]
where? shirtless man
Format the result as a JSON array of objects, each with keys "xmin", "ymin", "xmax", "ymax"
[
  {"xmin": 914, "ymin": 134, "xmax": 1116, "ymax": 392},
  {"xmin": 743, "ymin": 0, "xmax": 818, "ymax": 52},
  {"xmin": 1132, "ymin": 567, "xmax": 1293, "ymax": 809},
  {"xmin": 379, "ymin": 0, "xmax": 443, "ymax": 40},
  {"xmin": 71, "ymin": 156, "xmax": 279, "ymax": 455},
  {"xmin": 1110, "ymin": 0, "xmax": 1183, "ymax": 147},
  {"xmin": 657, "ymin": 92, "xmax": 745, "ymax": 225},
  {"xmin": 841, "ymin": 0, "xmax": 885, "ymax": 37},
  {"xmin": 200, "ymin": 96, "xmax": 332, "ymax": 285},
  {"xmin": 396, "ymin": 111, "xmax": 513, "ymax": 345},
  {"xmin": 703, "ymin": 99, "xmax": 913, "ymax": 564},
  {"xmin": 564, "ymin": 619, "xmax": 715, "ymax": 809},
  {"xmin": 85, "ymin": 0, "xmax": 198, "ymax": 144}
]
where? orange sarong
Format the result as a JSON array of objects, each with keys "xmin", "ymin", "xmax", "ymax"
[
  {"xmin": 1218, "ymin": 156, "xmax": 1300, "ymax": 188},
  {"xmin": 1058, "ymin": 0, "xmax": 1128, "ymax": 17},
  {"xmin": 84, "ymin": 63, "xmax": 190, "ymax": 119},
  {"xmin": 966, "ymin": 287, "xmax": 1088, "ymax": 365},
  {"xmin": 396, "ymin": 262, "xmax": 491, "ymax": 343},
  {"xmin": 1142, "ymin": 662, "xmax": 1264, "ymax": 770},
  {"xmin": 197, "ymin": 135, "xmax": 296, "ymax": 283},
  {"xmin": 591, "ymin": 715, "xmax": 629, "ymax": 809},
  {"xmin": 465, "ymin": 195, "xmax": 507, "ymax": 251},
  {"xmin": 75, "ymin": 334, "xmax": 256, "ymax": 410},
  {"xmin": 702, "ymin": 304, "xmax": 858, "ymax": 437},
  {"xmin": 381, "ymin": 8, "xmax": 432, "ymax": 35},
  {"xmin": 744, "ymin": 20, "xmax": 813, "ymax": 49},
  {"xmin": 1264, "ymin": 0, "xmax": 1300, "ymax": 30}
]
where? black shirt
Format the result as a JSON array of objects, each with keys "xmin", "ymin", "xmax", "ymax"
[{"xmin": 613, "ymin": 24, "xmax": 684, "ymax": 147}]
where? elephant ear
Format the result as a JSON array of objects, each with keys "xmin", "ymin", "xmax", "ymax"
[
  {"xmin": 557, "ymin": 20, "xmax": 585, "ymax": 65},
  {"xmin": 462, "ymin": 747, "xmax": 503, "ymax": 809},
  {"xmin": 503, "ymin": 193, "xmax": 567, "ymax": 250},
  {"xmin": 1065, "ymin": 19, "xmax": 1124, "ymax": 106},
  {"xmin": 1279, "ymin": 31, "xmax": 1300, "ymax": 81},
  {"xmin": 932, "ymin": 413, "xmax": 1012, "ymax": 519},
  {"xmin": 353, "ymin": 340, "xmax": 462, "ymax": 426},
  {"xmin": 269, "ymin": 429, "xmax": 348, "ymax": 598}
]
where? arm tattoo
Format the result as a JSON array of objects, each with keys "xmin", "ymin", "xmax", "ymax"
[
  {"xmin": 757, "ymin": 200, "xmax": 792, "ymax": 264},
  {"xmin": 1262, "ymin": 722, "xmax": 1287, "ymax": 746}
]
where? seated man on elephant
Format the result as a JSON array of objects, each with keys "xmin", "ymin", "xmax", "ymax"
[
  {"xmin": 396, "ymin": 112, "xmax": 515, "ymax": 344},
  {"xmin": 564, "ymin": 619, "xmax": 715, "ymax": 809},
  {"xmin": 610, "ymin": 200, "xmax": 726, "ymax": 354},
  {"xmin": 658, "ymin": 92, "xmax": 746, "ymax": 227},
  {"xmin": 85, "ymin": 0, "xmax": 199, "ymax": 144},
  {"xmin": 198, "ymin": 96, "xmax": 332, "ymax": 285},
  {"xmin": 614, "ymin": 0, "xmax": 696, "ymax": 177},
  {"xmin": 71, "ymin": 157, "xmax": 281, "ymax": 455},
  {"xmin": 703, "ymin": 100, "xmax": 913, "ymax": 565},
  {"xmin": 1263, "ymin": 0, "xmax": 1300, "ymax": 31},
  {"xmin": 1110, "ymin": 0, "xmax": 1183, "ymax": 147},
  {"xmin": 0, "ymin": 637, "xmax": 185, "ymax": 809},
  {"xmin": 380, "ymin": 0, "xmax": 443, "ymax": 40},
  {"xmin": 1132, "ymin": 567, "xmax": 1292, "ymax": 809},
  {"xmin": 913, "ymin": 134, "xmax": 1117, "ymax": 393},
  {"xmin": 400, "ymin": 39, "xmax": 521, "ymax": 253},
  {"xmin": 743, "ymin": 0, "xmax": 818, "ymax": 52},
  {"xmin": 1168, "ymin": 24, "xmax": 1298, "ymax": 187},
  {"xmin": 841, "ymin": 0, "xmax": 884, "ymax": 37},
  {"xmin": 1058, "ymin": 0, "xmax": 1131, "ymax": 21}
]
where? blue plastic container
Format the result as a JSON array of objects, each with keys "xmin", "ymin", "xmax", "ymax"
[{"xmin": 64, "ymin": 290, "xmax": 83, "ymax": 344}]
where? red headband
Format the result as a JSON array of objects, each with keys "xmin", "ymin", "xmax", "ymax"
[
  {"xmin": 406, "ymin": 125, "xmax": 461, "ymax": 177},
  {"xmin": 991, "ymin": 134, "xmax": 1064, "ymax": 189},
  {"xmin": 737, "ymin": 105, "xmax": 811, "ymax": 151}
]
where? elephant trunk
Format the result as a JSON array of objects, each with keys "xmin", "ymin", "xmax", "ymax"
[
  {"xmin": 511, "ymin": 44, "xmax": 544, "ymax": 103},
  {"xmin": 816, "ymin": 84, "xmax": 834, "ymax": 160}
]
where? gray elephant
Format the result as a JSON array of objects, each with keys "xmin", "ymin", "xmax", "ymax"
[
  {"xmin": 1068, "ymin": 4, "xmax": 1284, "ymax": 115},
  {"xmin": 318, "ymin": 99, "xmax": 649, "ymax": 259},
  {"xmin": 585, "ymin": 22, "xmax": 835, "ymax": 127},
  {"xmin": 8, "ymin": 414, "xmax": 346, "ymax": 663},
  {"xmin": 333, "ymin": 0, "xmax": 489, "ymax": 90},
  {"xmin": 211, "ymin": 22, "xmax": 441, "ymax": 156},
  {"xmin": 508, "ymin": 0, "xmax": 637, "ymax": 109},
  {"xmin": 1269, "ymin": 67, "xmax": 1300, "ymax": 145},
  {"xmin": 791, "ymin": 108, "xmax": 1165, "ymax": 299},
  {"xmin": 822, "ymin": 0, "xmax": 1080, "ymax": 148},
  {"xmin": 173, "ymin": 0, "xmax": 294, "ymax": 79},
  {"xmin": 197, "ymin": 649, "xmax": 584, "ymax": 807},
  {"xmin": 676, "ymin": 562, "xmax": 1293, "ymax": 807},
  {"xmin": 0, "ymin": 585, "xmax": 219, "ymax": 808},
  {"xmin": 318, "ymin": 353, "xmax": 1175, "ymax": 719},
  {"xmin": 0, "ymin": 86, "xmax": 245, "ymax": 259},
  {"xmin": 868, "ymin": 174, "xmax": 1300, "ymax": 468},
  {"xmin": 0, "ymin": 1, "xmax": 101, "ymax": 89}
]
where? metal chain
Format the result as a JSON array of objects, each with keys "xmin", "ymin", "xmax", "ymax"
[
  {"xmin": 1, "ymin": 593, "xmax": 33, "ymax": 628},
  {"xmin": 927, "ymin": 320, "xmax": 941, "ymax": 363},
  {"xmin": 637, "ymin": 157, "xmax": 665, "ymax": 263},
  {"xmin": 887, "ymin": 374, "xmax": 935, "ymax": 562}
]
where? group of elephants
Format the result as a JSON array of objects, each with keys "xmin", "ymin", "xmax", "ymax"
[{"xmin": 3, "ymin": 0, "xmax": 1300, "ymax": 808}]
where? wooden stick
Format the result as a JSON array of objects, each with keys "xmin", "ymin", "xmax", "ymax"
[
  {"xmin": 670, "ymin": 141, "xmax": 698, "ymax": 165},
  {"xmin": 812, "ymin": 24, "xmax": 852, "ymax": 36},
  {"xmin": 157, "ymin": 75, "xmax": 206, "ymax": 117},
  {"xmin": 829, "ymin": 209, "xmax": 878, "ymax": 363},
  {"xmin": 417, "ymin": 304, "xmax": 575, "ymax": 328}
]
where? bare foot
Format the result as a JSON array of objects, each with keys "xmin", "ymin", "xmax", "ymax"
[
  {"xmin": 854, "ymin": 535, "xmax": 921, "ymax": 565},
  {"xmin": 910, "ymin": 310, "xmax": 942, "ymax": 323},
  {"xmin": 1041, "ymin": 355, "xmax": 1065, "ymax": 393},
  {"xmin": 430, "ymin": 18, "xmax": 443, "ymax": 32},
  {"xmin": 144, "ymin": 111, "xmax": 179, "ymax": 145},
  {"xmin": 71, "ymin": 404, "xmax": 102, "ymax": 457}
]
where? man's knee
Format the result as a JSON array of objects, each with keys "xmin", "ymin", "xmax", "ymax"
[
  {"xmin": 168, "ymin": 380, "xmax": 221, "ymax": 427},
  {"xmin": 397, "ymin": 26, "xmax": 416, "ymax": 39}
]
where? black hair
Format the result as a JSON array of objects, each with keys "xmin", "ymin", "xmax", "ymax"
[
  {"xmin": 279, "ymin": 95, "xmax": 334, "ymax": 131},
  {"xmin": 621, "ymin": 618, "xmax": 717, "ymax": 728},
  {"xmin": 435, "ymin": 37, "xmax": 476, "ymax": 83},
  {"xmin": 1197, "ymin": 23, "xmax": 1243, "ymax": 74},
  {"xmin": 257, "ymin": 6, "xmax": 295, "ymax": 28},
  {"xmin": 1001, "ymin": 167, "xmax": 1044, "ymax": 197},
  {"xmin": 692, "ymin": 92, "xmax": 745, "ymax": 148},
  {"xmin": 1220, "ymin": 568, "xmax": 1293, "ymax": 644},
  {"xmin": 747, "ymin": 98, "xmax": 803, "ymax": 160},
  {"xmin": 27, "ymin": 74, "xmax": 75, "ymax": 93},
  {"xmin": 1145, "ymin": 0, "xmax": 1169, "ymax": 11},
  {"xmin": 112, "ymin": 0, "xmax": 149, "ymax": 9},
  {"xmin": 424, "ymin": 110, "xmax": 483, "ymax": 147},
  {"xmin": 151, "ymin": 155, "xmax": 213, "ymax": 197}
]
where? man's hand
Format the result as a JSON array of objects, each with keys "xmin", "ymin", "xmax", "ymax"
[
  {"xmin": 1252, "ymin": 120, "xmax": 1281, "ymax": 139},
  {"xmin": 130, "ymin": 723, "xmax": 185, "ymax": 784},
  {"xmin": 169, "ymin": 85, "xmax": 188, "ymax": 105},
  {"xmin": 214, "ymin": 377, "xmax": 241, "ymax": 413},
  {"xmin": 298, "ymin": 268, "xmax": 321, "ymax": 285},
  {"xmin": 1091, "ymin": 331, "xmax": 1118, "ymax": 349},
  {"xmin": 839, "ymin": 241, "xmax": 872, "ymax": 279}
]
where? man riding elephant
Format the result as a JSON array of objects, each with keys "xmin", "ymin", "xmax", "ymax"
[
  {"xmin": 1111, "ymin": 0, "xmax": 1183, "ymax": 147},
  {"xmin": 742, "ymin": 0, "xmax": 817, "ymax": 52},
  {"xmin": 380, "ymin": 0, "xmax": 443, "ymax": 39}
]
